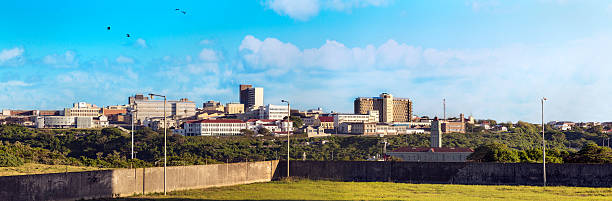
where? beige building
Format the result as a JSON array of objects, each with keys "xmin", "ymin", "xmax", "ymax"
[
  {"xmin": 225, "ymin": 103, "xmax": 244, "ymax": 114},
  {"xmin": 203, "ymin": 100, "xmax": 225, "ymax": 112},
  {"xmin": 63, "ymin": 102, "xmax": 102, "ymax": 117},
  {"xmin": 354, "ymin": 93, "xmax": 412, "ymax": 123}
]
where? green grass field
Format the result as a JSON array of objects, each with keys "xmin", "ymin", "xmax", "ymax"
[
  {"xmin": 0, "ymin": 163, "xmax": 107, "ymax": 176},
  {"xmin": 97, "ymin": 179, "xmax": 612, "ymax": 201}
]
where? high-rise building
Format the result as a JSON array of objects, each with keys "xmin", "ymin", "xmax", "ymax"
[
  {"xmin": 239, "ymin": 84, "xmax": 264, "ymax": 110},
  {"xmin": 354, "ymin": 93, "xmax": 412, "ymax": 123}
]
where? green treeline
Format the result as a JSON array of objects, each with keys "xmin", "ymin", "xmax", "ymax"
[{"xmin": 0, "ymin": 121, "xmax": 610, "ymax": 168}]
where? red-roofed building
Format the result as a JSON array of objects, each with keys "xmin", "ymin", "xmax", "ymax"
[
  {"xmin": 179, "ymin": 119, "xmax": 246, "ymax": 136},
  {"xmin": 315, "ymin": 116, "xmax": 335, "ymax": 130}
]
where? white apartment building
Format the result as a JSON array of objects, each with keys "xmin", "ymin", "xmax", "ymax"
[
  {"xmin": 63, "ymin": 102, "xmax": 101, "ymax": 117},
  {"xmin": 131, "ymin": 98, "xmax": 196, "ymax": 124},
  {"xmin": 257, "ymin": 104, "xmax": 289, "ymax": 120},
  {"xmin": 181, "ymin": 119, "xmax": 247, "ymax": 136}
]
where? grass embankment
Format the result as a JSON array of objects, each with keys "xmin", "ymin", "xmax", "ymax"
[
  {"xmin": 98, "ymin": 179, "xmax": 612, "ymax": 201},
  {"xmin": 0, "ymin": 163, "xmax": 107, "ymax": 176}
]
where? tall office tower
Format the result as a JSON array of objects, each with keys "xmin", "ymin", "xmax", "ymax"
[
  {"xmin": 354, "ymin": 93, "xmax": 412, "ymax": 123},
  {"xmin": 239, "ymin": 84, "xmax": 264, "ymax": 109},
  {"xmin": 430, "ymin": 118, "xmax": 442, "ymax": 148}
]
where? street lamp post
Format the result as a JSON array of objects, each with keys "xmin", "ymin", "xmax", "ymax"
[
  {"xmin": 149, "ymin": 93, "xmax": 167, "ymax": 195},
  {"xmin": 281, "ymin": 100, "xmax": 290, "ymax": 178},
  {"xmin": 541, "ymin": 97, "xmax": 547, "ymax": 187},
  {"xmin": 130, "ymin": 109, "xmax": 137, "ymax": 160}
]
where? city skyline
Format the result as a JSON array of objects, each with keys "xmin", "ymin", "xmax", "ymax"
[{"xmin": 2, "ymin": 1, "xmax": 612, "ymax": 123}]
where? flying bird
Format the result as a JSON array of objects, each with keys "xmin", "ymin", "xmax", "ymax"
[
  {"xmin": 181, "ymin": 11, "xmax": 186, "ymax": 14},
  {"xmin": 107, "ymin": 26, "xmax": 110, "ymax": 30},
  {"xmin": 126, "ymin": 34, "xmax": 130, "ymax": 38},
  {"xmin": 175, "ymin": 8, "xmax": 180, "ymax": 11}
]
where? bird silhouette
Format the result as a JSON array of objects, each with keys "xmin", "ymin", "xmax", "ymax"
[
  {"xmin": 126, "ymin": 34, "xmax": 130, "ymax": 38},
  {"xmin": 181, "ymin": 11, "xmax": 186, "ymax": 14},
  {"xmin": 175, "ymin": 8, "xmax": 180, "ymax": 11},
  {"xmin": 107, "ymin": 26, "xmax": 110, "ymax": 30}
]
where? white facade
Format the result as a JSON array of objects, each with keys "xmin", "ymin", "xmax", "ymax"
[
  {"xmin": 246, "ymin": 119, "xmax": 293, "ymax": 133},
  {"xmin": 181, "ymin": 119, "xmax": 247, "ymax": 136},
  {"xmin": 333, "ymin": 111, "xmax": 379, "ymax": 127},
  {"xmin": 36, "ymin": 116, "xmax": 108, "ymax": 129},
  {"xmin": 259, "ymin": 104, "xmax": 289, "ymax": 120},
  {"xmin": 63, "ymin": 102, "xmax": 101, "ymax": 117}
]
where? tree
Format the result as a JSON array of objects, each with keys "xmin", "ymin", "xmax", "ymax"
[
  {"xmin": 258, "ymin": 128, "xmax": 272, "ymax": 136},
  {"xmin": 239, "ymin": 129, "xmax": 255, "ymax": 136},
  {"xmin": 468, "ymin": 143, "xmax": 520, "ymax": 163},
  {"xmin": 566, "ymin": 143, "xmax": 612, "ymax": 163},
  {"xmin": 290, "ymin": 116, "xmax": 303, "ymax": 128}
]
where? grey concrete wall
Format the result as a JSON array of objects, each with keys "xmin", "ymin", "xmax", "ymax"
[
  {"xmin": 0, "ymin": 160, "xmax": 279, "ymax": 201},
  {"xmin": 275, "ymin": 161, "xmax": 612, "ymax": 187}
]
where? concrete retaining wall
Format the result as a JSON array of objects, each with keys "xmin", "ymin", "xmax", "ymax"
[
  {"xmin": 0, "ymin": 160, "xmax": 279, "ymax": 201},
  {"xmin": 275, "ymin": 161, "xmax": 612, "ymax": 187}
]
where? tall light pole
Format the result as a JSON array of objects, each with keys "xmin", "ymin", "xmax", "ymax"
[
  {"xmin": 541, "ymin": 97, "xmax": 547, "ymax": 187},
  {"xmin": 149, "ymin": 93, "xmax": 167, "ymax": 195},
  {"xmin": 281, "ymin": 99, "xmax": 290, "ymax": 178},
  {"xmin": 130, "ymin": 109, "xmax": 137, "ymax": 160}
]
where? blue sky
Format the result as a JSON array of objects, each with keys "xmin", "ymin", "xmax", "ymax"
[{"xmin": 1, "ymin": 0, "xmax": 612, "ymax": 123}]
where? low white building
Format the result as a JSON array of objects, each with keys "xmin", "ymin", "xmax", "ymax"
[
  {"xmin": 36, "ymin": 116, "xmax": 109, "ymax": 129},
  {"xmin": 180, "ymin": 119, "xmax": 246, "ymax": 136},
  {"xmin": 246, "ymin": 119, "xmax": 293, "ymax": 134},
  {"xmin": 333, "ymin": 111, "xmax": 379, "ymax": 129}
]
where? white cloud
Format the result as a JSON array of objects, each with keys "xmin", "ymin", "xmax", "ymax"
[
  {"xmin": 0, "ymin": 47, "xmax": 24, "ymax": 66},
  {"xmin": 236, "ymin": 34, "xmax": 612, "ymax": 123},
  {"xmin": 264, "ymin": 0, "xmax": 390, "ymax": 21},
  {"xmin": 239, "ymin": 35, "xmax": 423, "ymax": 71},
  {"xmin": 43, "ymin": 51, "xmax": 78, "ymax": 68},
  {"xmin": 0, "ymin": 80, "xmax": 31, "ymax": 89},
  {"xmin": 116, "ymin": 55, "xmax": 134, "ymax": 64},
  {"xmin": 198, "ymin": 48, "xmax": 219, "ymax": 62},
  {"xmin": 136, "ymin": 38, "xmax": 148, "ymax": 48}
]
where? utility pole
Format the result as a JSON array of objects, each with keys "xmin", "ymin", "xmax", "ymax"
[
  {"xmin": 541, "ymin": 97, "xmax": 547, "ymax": 187},
  {"xmin": 281, "ymin": 100, "xmax": 290, "ymax": 178},
  {"xmin": 130, "ymin": 109, "xmax": 137, "ymax": 160}
]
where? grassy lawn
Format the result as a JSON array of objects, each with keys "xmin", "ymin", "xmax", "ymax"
[
  {"xmin": 97, "ymin": 179, "xmax": 612, "ymax": 201},
  {"xmin": 0, "ymin": 163, "xmax": 107, "ymax": 176}
]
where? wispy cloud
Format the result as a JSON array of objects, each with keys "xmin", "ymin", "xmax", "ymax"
[
  {"xmin": 136, "ymin": 38, "xmax": 148, "ymax": 48},
  {"xmin": 0, "ymin": 47, "xmax": 25, "ymax": 66},
  {"xmin": 264, "ymin": 0, "xmax": 391, "ymax": 21},
  {"xmin": 116, "ymin": 55, "xmax": 134, "ymax": 64},
  {"xmin": 199, "ymin": 48, "xmax": 219, "ymax": 62},
  {"xmin": 43, "ymin": 51, "xmax": 78, "ymax": 68}
]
